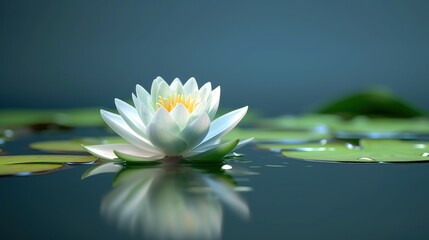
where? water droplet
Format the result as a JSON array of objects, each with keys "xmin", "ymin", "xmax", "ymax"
[
  {"xmin": 221, "ymin": 164, "xmax": 232, "ymax": 170},
  {"xmin": 422, "ymin": 152, "xmax": 429, "ymax": 157},
  {"xmin": 358, "ymin": 157, "xmax": 375, "ymax": 161},
  {"xmin": 346, "ymin": 143, "xmax": 354, "ymax": 149},
  {"xmin": 4, "ymin": 129, "xmax": 14, "ymax": 138}
]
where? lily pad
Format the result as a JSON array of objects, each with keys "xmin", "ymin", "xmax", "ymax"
[
  {"xmin": 257, "ymin": 141, "xmax": 333, "ymax": 152},
  {"xmin": 0, "ymin": 109, "xmax": 55, "ymax": 127},
  {"xmin": 224, "ymin": 128, "xmax": 330, "ymax": 143},
  {"xmin": 0, "ymin": 108, "xmax": 104, "ymax": 128},
  {"xmin": 333, "ymin": 117, "xmax": 429, "ymax": 139},
  {"xmin": 316, "ymin": 88, "xmax": 425, "ymax": 119},
  {"xmin": 281, "ymin": 139, "xmax": 429, "ymax": 163},
  {"xmin": 30, "ymin": 137, "xmax": 126, "ymax": 153},
  {"xmin": 259, "ymin": 114, "xmax": 342, "ymax": 131},
  {"xmin": 0, "ymin": 163, "xmax": 63, "ymax": 176},
  {"xmin": 53, "ymin": 108, "xmax": 104, "ymax": 127},
  {"xmin": 0, "ymin": 155, "xmax": 96, "ymax": 165},
  {"xmin": 0, "ymin": 155, "xmax": 96, "ymax": 176}
]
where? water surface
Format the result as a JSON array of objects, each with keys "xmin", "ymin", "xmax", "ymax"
[{"xmin": 1, "ymin": 127, "xmax": 429, "ymax": 240}]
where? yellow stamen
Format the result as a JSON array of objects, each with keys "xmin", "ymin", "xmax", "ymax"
[{"xmin": 156, "ymin": 94, "xmax": 198, "ymax": 113}]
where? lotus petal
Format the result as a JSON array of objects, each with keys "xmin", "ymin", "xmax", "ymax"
[
  {"xmin": 198, "ymin": 106, "xmax": 248, "ymax": 147},
  {"xmin": 100, "ymin": 110, "xmax": 159, "ymax": 153}
]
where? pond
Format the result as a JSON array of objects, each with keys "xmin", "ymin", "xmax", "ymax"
[
  {"xmin": 2, "ymin": 128, "xmax": 429, "ymax": 239},
  {"xmin": 1, "ymin": 87, "xmax": 429, "ymax": 240}
]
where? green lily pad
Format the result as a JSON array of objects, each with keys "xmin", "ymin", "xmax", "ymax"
[
  {"xmin": 53, "ymin": 108, "xmax": 104, "ymax": 127},
  {"xmin": 0, "ymin": 109, "xmax": 55, "ymax": 127},
  {"xmin": 0, "ymin": 163, "xmax": 63, "ymax": 176},
  {"xmin": 0, "ymin": 108, "xmax": 104, "ymax": 128},
  {"xmin": 224, "ymin": 128, "xmax": 330, "ymax": 142},
  {"xmin": 0, "ymin": 155, "xmax": 97, "ymax": 176},
  {"xmin": 281, "ymin": 139, "xmax": 429, "ymax": 163},
  {"xmin": 0, "ymin": 155, "xmax": 96, "ymax": 165},
  {"xmin": 30, "ymin": 137, "xmax": 126, "ymax": 153},
  {"xmin": 257, "ymin": 141, "xmax": 332, "ymax": 151},
  {"xmin": 316, "ymin": 88, "xmax": 425, "ymax": 119},
  {"xmin": 259, "ymin": 114, "xmax": 342, "ymax": 131},
  {"xmin": 333, "ymin": 117, "xmax": 429, "ymax": 139}
]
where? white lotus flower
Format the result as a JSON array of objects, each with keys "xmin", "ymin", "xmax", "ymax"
[{"xmin": 83, "ymin": 77, "xmax": 252, "ymax": 162}]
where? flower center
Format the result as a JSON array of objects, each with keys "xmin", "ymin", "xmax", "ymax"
[{"xmin": 157, "ymin": 94, "xmax": 198, "ymax": 113}]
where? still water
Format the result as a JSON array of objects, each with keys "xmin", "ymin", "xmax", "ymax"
[{"xmin": 1, "ymin": 127, "xmax": 429, "ymax": 240}]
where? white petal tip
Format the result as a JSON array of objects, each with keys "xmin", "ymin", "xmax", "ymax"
[{"xmin": 82, "ymin": 144, "xmax": 115, "ymax": 160}]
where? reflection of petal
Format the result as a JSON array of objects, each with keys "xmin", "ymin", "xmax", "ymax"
[
  {"xmin": 203, "ymin": 176, "xmax": 250, "ymax": 218},
  {"xmin": 81, "ymin": 162, "xmax": 123, "ymax": 179},
  {"xmin": 99, "ymin": 165, "xmax": 249, "ymax": 239}
]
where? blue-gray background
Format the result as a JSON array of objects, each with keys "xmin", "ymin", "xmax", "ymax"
[{"xmin": 1, "ymin": 0, "xmax": 428, "ymax": 115}]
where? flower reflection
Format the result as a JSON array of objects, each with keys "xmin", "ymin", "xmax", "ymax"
[{"xmin": 83, "ymin": 162, "xmax": 249, "ymax": 239}]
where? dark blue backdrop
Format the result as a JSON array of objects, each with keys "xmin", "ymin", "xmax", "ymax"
[{"xmin": 1, "ymin": 0, "xmax": 428, "ymax": 115}]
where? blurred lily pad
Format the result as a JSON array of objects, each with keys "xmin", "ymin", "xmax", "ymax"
[
  {"xmin": 0, "ymin": 155, "xmax": 97, "ymax": 176},
  {"xmin": 0, "ymin": 155, "xmax": 96, "ymax": 164},
  {"xmin": 224, "ymin": 128, "xmax": 330, "ymax": 142},
  {"xmin": 30, "ymin": 137, "xmax": 126, "ymax": 153},
  {"xmin": 281, "ymin": 139, "xmax": 429, "ymax": 163},
  {"xmin": 0, "ymin": 109, "xmax": 54, "ymax": 127},
  {"xmin": 0, "ymin": 163, "xmax": 63, "ymax": 176},
  {"xmin": 333, "ymin": 117, "xmax": 429, "ymax": 139},
  {"xmin": 0, "ymin": 108, "xmax": 104, "ymax": 128},
  {"xmin": 53, "ymin": 108, "xmax": 104, "ymax": 127},
  {"xmin": 257, "ymin": 141, "xmax": 333, "ymax": 152},
  {"xmin": 259, "ymin": 114, "xmax": 342, "ymax": 131},
  {"xmin": 316, "ymin": 88, "xmax": 425, "ymax": 119}
]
